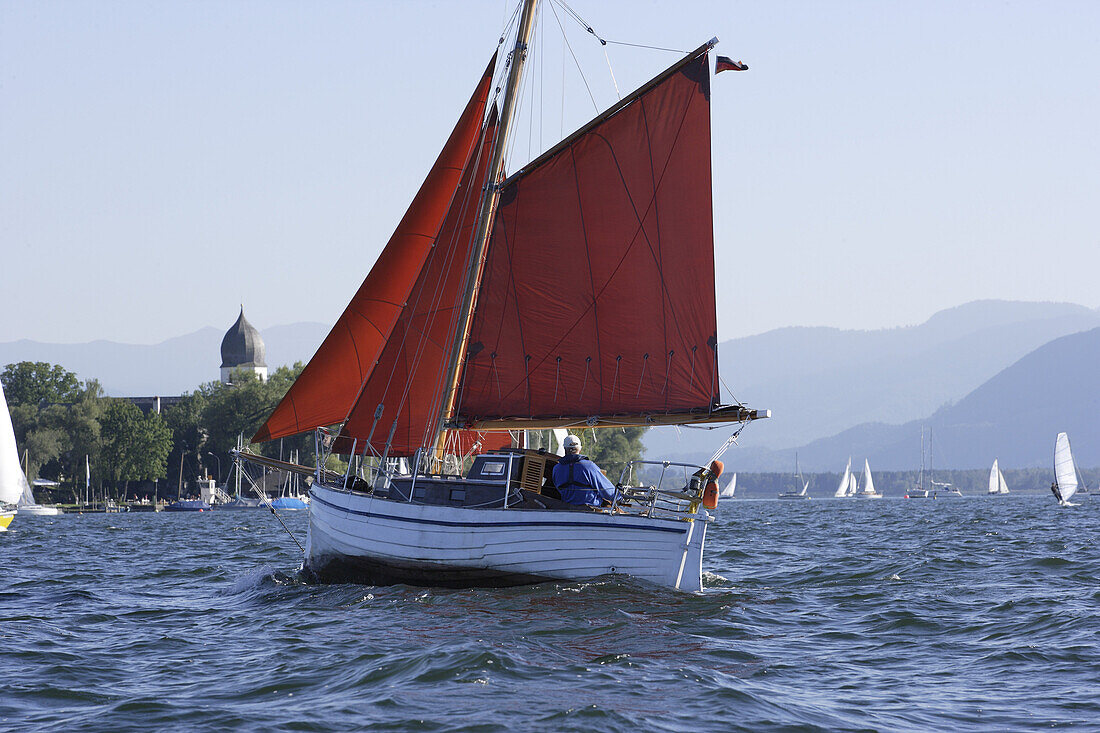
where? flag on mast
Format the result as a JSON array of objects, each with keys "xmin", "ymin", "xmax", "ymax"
[{"xmin": 715, "ymin": 56, "xmax": 748, "ymax": 73}]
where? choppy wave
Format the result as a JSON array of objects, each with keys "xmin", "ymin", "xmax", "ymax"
[{"xmin": 1, "ymin": 496, "xmax": 1099, "ymax": 730}]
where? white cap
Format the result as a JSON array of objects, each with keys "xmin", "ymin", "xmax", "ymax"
[{"xmin": 563, "ymin": 434, "xmax": 581, "ymax": 451}]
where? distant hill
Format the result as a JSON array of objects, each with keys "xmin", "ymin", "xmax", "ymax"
[
  {"xmin": 647, "ymin": 300, "xmax": 1100, "ymax": 463},
  {"xmin": 0, "ymin": 322, "xmax": 329, "ymax": 396},
  {"xmin": 751, "ymin": 326, "xmax": 1100, "ymax": 471}
]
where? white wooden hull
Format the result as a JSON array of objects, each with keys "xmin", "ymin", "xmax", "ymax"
[{"xmin": 306, "ymin": 484, "xmax": 710, "ymax": 591}]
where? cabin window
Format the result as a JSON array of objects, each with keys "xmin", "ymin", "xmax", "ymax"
[
  {"xmin": 413, "ymin": 487, "xmax": 426, "ymax": 499},
  {"xmin": 481, "ymin": 461, "xmax": 506, "ymax": 476},
  {"xmin": 449, "ymin": 489, "xmax": 466, "ymax": 502}
]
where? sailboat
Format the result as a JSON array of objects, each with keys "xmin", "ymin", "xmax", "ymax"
[
  {"xmin": 1052, "ymin": 432, "xmax": 1081, "ymax": 507},
  {"xmin": 778, "ymin": 454, "xmax": 811, "ymax": 500},
  {"xmin": 15, "ymin": 451, "xmax": 63, "ymax": 516},
  {"xmin": 987, "ymin": 458, "xmax": 1009, "ymax": 495},
  {"xmin": 856, "ymin": 459, "xmax": 883, "ymax": 498},
  {"xmin": 834, "ymin": 457, "xmax": 853, "ymax": 498},
  {"xmin": 271, "ymin": 450, "xmax": 309, "ymax": 510},
  {"xmin": 904, "ymin": 427, "xmax": 961, "ymax": 498},
  {"xmin": 0, "ymin": 380, "xmax": 26, "ymax": 530},
  {"xmin": 240, "ymin": 2, "xmax": 767, "ymax": 591},
  {"xmin": 719, "ymin": 473, "xmax": 737, "ymax": 500}
]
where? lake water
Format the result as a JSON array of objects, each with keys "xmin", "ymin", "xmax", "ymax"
[{"xmin": 2, "ymin": 496, "xmax": 1098, "ymax": 731}]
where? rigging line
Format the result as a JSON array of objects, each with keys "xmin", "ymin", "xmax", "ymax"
[
  {"xmin": 552, "ymin": 0, "xmax": 689, "ymax": 54},
  {"xmin": 549, "ymin": 0, "xmax": 619, "ymax": 99},
  {"xmin": 579, "ymin": 357, "xmax": 591, "ymax": 402},
  {"xmin": 635, "ymin": 353, "xmax": 649, "ymax": 398},
  {"xmin": 420, "ymin": 121, "xmax": 510, "ymax": 449},
  {"xmin": 365, "ymin": 122, "xmax": 496, "ymax": 450},
  {"xmin": 603, "ymin": 39, "xmax": 690, "ymax": 54},
  {"xmin": 610, "ymin": 355, "xmax": 622, "ymax": 403},
  {"xmin": 718, "ymin": 371, "xmax": 741, "ymax": 406},
  {"xmin": 548, "ymin": 0, "xmax": 600, "ymax": 114},
  {"xmin": 604, "ymin": 46, "xmax": 621, "ymax": 100},
  {"xmin": 553, "ymin": 357, "xmax": 562, "ymax": 402},
  {"xmin": 334, "ymin": 91, "xmax": 499, "ymax": 444},
  {"xmin": 407, "ymin": 165, "xmax": 495, "ymax": 452},
  {"xmin": 498, "ymin": 0, "xmax": 523, "ymax": 50},
  {"xmin": 238, "ymin": 465, "xmax": 305, "ymax": 554},
  {"xmin": 420, "ymin": 167, "xmax": 493, "ymax": 446}
]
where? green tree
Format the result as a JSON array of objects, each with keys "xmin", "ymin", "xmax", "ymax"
[
  {"xmin": 164, "ymin": 390, "xmax": 209, "ymax": 481},
  {"xmin": 99, "ymin": 400, "xmax": 172, "ymax": 496},
  {"xmin": 36, "ymin": 380, "xmax": 106, "ymax": 497},
  {"xmin": 2, "ymin": 361, "xmax": 82, "ymax": 406},
  {"xmin": 190, "ymin": 362, "xmax": 310, "ymax": 479},
  {"xmin": 586, "ymin": 426, "xmax": 648, "ymax": 482}
]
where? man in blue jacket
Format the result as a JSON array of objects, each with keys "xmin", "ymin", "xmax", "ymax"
[{"xmin": 553, "ymin": 434, "xmax": 619, "ymax": 507}]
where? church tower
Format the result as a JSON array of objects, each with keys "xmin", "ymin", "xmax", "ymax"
[{"xmin": 220, "ymin": 307, "xmax": 267, "ymax": 384}]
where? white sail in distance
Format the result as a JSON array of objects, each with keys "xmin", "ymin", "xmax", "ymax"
[
  {"xmin": 988, "ymin": 459, "xmax": 1009, "ymax": 494},
  {"xmin": 1054, "ymin": 432, "xmax": 1078, "ymax": 502},
  {"xmin": 0, "ymin": 380, "xmax": 31, "ymax": 506},
  {"xmin": 861, "ymin": 459, "xmax": 875, "ymax": 495},
  {"xmin": 720, "ymin": 473, "xmax": 736, "ymax": 499},
  {"xmin": 835, "ymin": 458, "xmax": 852, "ymax": 498}
]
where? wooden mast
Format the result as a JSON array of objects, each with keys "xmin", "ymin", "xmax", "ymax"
[{"xmin": 430, "ymin": 0, "xmax": 540, "ymax": 465}]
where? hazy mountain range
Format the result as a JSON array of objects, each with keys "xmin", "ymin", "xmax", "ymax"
[
  {"xmin": 0, "ymin": 323, "xmax": 329, "ymax": 397},
  {"xmin": 2, "ymin": 299, "xmax": 1097, "ymax": 469},
  {"xmin": 654, "ymin": 300, "xmax": 1100, "ymax": 470}
]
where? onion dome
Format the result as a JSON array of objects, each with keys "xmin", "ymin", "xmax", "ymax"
[{"xmin": 220, "ymin": 307, "xmax": 266, "ymax": 369}]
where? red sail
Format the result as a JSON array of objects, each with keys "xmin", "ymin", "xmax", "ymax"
[
  {"xmin": 253, "ymin": 57, "xmax": 496, "ymax": 443},
  {"xmin": 456, "ymin": 51, "xmax": 718, "ymax": 425},
  {"xmin": 341, "ymin": 110, "xmax": 510, "ymax": 455}
]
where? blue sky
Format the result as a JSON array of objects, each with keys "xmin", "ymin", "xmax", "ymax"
[{"xmin": 3, "ymin": 1, "xmax": 1098, "ymax": 344}]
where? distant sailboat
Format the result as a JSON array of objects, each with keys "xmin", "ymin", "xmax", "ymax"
[
  {"xmin": 778, "ymin": 454, "xmax": 811, "ymax": 500},
  {"xmin": 271, "ymin": 450, "xmax": 309, "ymax": 510},
  {"xmin": 719, "ymin": 473, "xmax": 737, "ymax": 500},
  {"xmin": 0, "ymin": 380, "xmax": 25, "ymax": 530},
  {"xmin": 987, "ymin": 459, "xmax": 1009, "ymax": 495},
  {"xmin": 856, "ymin": 459, "xmax": 883, "ymax": 498},
  {"xmin": 1052, "ymin": 432, "xmax": 1080, "ymax": 507},
  {"xmin": 905, "ymin": 427, "xmax": 960, "ymax": 498},
  {"xmin": 834, "ymin": 457, "xmax": 852, "ymax": 498},
  {"xmin": 15, "ymin": 451, "xmax": 63, "ymax": 516}
]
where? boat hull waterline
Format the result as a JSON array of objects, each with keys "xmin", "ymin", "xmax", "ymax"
[{"xmin": 305, "ymin": 484, "xmax": 709, "ymax": 592}]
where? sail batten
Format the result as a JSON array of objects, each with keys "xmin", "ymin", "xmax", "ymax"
[{"xmin": 252, "ymin": 56, "xmax": 498, "ymax": 443}]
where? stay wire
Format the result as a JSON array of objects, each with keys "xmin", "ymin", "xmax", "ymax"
[
  {"xmin": 547, "ymin": 0, "xmax": 599, "ymax": 114},
  {"xmin": 552, "ymin": 0, "xmax": 688, "ymax": 54}
]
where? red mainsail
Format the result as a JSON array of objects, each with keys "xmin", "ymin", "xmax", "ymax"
[
  {"xmin": 253, "ymin": 57, "xmax": 496, "ymax": 443},
  {"xmin": 454, "ymin": 51, "xmax": 719, "ymax": 426}
]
